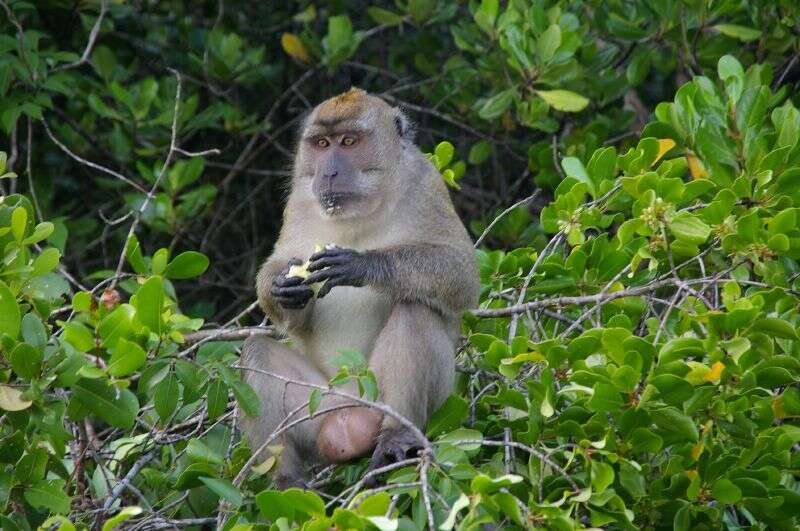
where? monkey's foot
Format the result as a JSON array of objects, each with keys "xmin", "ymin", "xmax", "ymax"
[
  {"xmin": 274, "ymin": 473, "xmax": 308, "ymax": 490},
  {"xmin": 365, "ymin": 426, "xmax": 421, "ymax": 485}
]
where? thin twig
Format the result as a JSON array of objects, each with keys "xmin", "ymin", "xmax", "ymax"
[
  {"xmin": 41, "ymin": 119, "xmax": 148, "ymax": 194},
  {"xmin": 109, "ymin": 68, "xmax": 184, "ymax": 290},
  {"xmin": 474, "ymin": 190, "xmax": 540, "ymax": 248},
  {"xmin": 53, "ymin": 0, "xmax": 108, "ymax": 72}
]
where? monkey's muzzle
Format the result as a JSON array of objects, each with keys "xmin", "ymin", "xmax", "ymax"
[{"xmin": 319, "ymin": 192, "xmax": 356, "ymax": 215}]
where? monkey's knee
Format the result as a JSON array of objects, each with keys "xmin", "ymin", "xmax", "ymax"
[{"xmin": 316, "ymin": 407, "xmax": 383, "ymax": 463}]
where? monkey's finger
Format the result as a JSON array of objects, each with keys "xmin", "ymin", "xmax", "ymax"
[
  {"xmin": 271, "ymin": 284, "xmax": 313, "ymax": 298},
  {"xmin": 274, "ymin": 292, "xmax": 312, "ymax": 307},
  {"xmin": 303, "ymin": 268, "xmax": 337, "ymax": 285},
  {"xmin": 309, "ymin": 246, "xmax": 351, "ymax": 262},
  {"xmin": 274, "ymin": 275, "xmax": 303, "ymax": 287},
  {"xmin": 308, "ymin": 254, "xmax": 352, "ymax": 271},
  {"xmin": 316, "ymin": 277, "xmax": 346, "ymax": 298}
]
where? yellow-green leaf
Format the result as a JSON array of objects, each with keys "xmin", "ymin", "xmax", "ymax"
[
  {"xmin": 0, "ymin": 384, "xmax": 32, "ymax": 411},
  {"xmin": 535, "ymin": 89, "xmax": 590, "ymax": 112},
  {"xmin": 713, "ymin": 24, "xmax": 762, "ymax": 42},
  {"xmin": 281, "ymin": 33, "xmax": 311, "ymax": 63}
]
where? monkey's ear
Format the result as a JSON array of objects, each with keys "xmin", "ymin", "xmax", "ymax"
[{"xmin": 393, "ymin": 109, "xmax": 415, "ymax": 142}]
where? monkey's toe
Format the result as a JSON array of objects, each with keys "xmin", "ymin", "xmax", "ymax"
[
  {"xmin": 274, "ymin": 473, "xmax": 308, "ymax": 490},
  {"xmin": 365, "ymin": 426, "xmax": 421, "ymax": 483}
]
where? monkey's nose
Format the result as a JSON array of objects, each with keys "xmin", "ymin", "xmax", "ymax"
[{"xmin": 324, "ymin": 171, "xmax": 338, "ymax": 180}]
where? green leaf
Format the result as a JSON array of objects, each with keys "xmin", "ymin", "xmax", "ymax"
[
  {"xmin": 11, "ymin": 206, "xmax": 27, "ymax": 242},
  {"xmin": 154, "ymin": 373, "xmax": 179, "ymax": 421},
  {"xmin": 650, "ymin": 374, "xmax": 694, "ymax": 405},
  {"xmin": 39, "ymin": 517, "xmax": 75, "ymax": 531},
  {"xmin": 535, "ymin": 89, "xmax": 590, "ymax": 112},
  {"xmin": 151, "ymin": 248, "xmax": 168, "ymax": 276},
  {"xmin": 308, "ymin": 388, "xmax": 322, "ymax": 415},
  {"xmin": 434, "ymin": 141, "xmax": 455, "ymax": 169},
  {"xmin": 718, "ymin": 55, "xmax": 744, "ymax": 82},
  {"xmin": 282, "ymin": 488, "xmax": 326, "ymax": 517},
  {"xmin": 438, "ymin": 428, "xmax": 483, "ymax": 451},
  {"xmin": 256, "ymin": 490, "xmax": 296, "ymax": 522},
  {"xmin": 669, "ymin": 212, "xmax": 711, "ymax": 244},
  {"xmin": 107, "ymin": 338, "xmax": 147, "ymax": 377},
  {"xmin": 175, "ymin": 462, "xmax": 218, "ymax": 489},
  {"xmin": 24, "ymin": 479, "xmax": 72, "ymax": 514},
  {"xmin": 537, "ymin": 24, "xmax": 561, "ymax": 63},
  {"xmin": 232, "ymin": 380, "xmax": 261, "ymax": 417},
  {"xmin": 650, "ymin": 406, "xmax": 699, "ymax": 442},
  {"xmin": 331, "ymin": 348, "xmax": 367, "ymax": 370},
  {"xmin": 22, "ymin": 222, "xmax": 54, "ymax": 245},
  {"xmin": 186, "ymin": 438, "xmax": 224, "ymax": 465},
  {"xmin": 134, "ymin": 276, "xmax": 164, "ymax": 336},
  {"xmin": 0, "ymin": 280, "xmax": 20, "ymax": 339},
  {"xmin": 326, "ymin": 15, "xmax": 355, "ymax": 64},
  {"xmin": 72, "ymin": 378, "xmax": 139, "ymax": 430},
  {"xmin": 561, "ymin": 157, "xmax": 595, "ymax": 197},
  {"xmin": 713, "ymin": 24, "xmax": 762, "ymax": 42},
  {"xmin": 21, "ymin": 313, "xmax": 47, "ymax": 349},
  {"xmin": 426, "ymin": 395, "xmax": 468, "ymax": 437},
  {"xmin": 92, "ymin": 45, "xmax": 117, "ymax": 81},
  {"xmin": 366, "ymin": 7, "xmax": 404, "ymax": 26},
  {"xmin": 591, "ymin": 461, "xmax": 614, "ymax": 494},
  {"xmin": 125, "ymin": 235, "xmax": 147, "ymax": 274},
  {"xmin": 10, "ymin": 343, "xmax": 42, "ymax": 379},
  {"xmin": 98, "ymin": 304, "xmax": 134, "ymax": 350},
  {"xmin": 61, "ymin": 321, "xmax": 95, "ymax": 352},
  {"xmin": 478, "ymin": 88, "xmax": 515, "ymax": 120},
  {"xmin": 587, "ymin": 382, "xmax": 623, "ymax": 412},
  {"xmin": 712, "ymin": 478, "xmax": 742, "ymax": 504},
  {"xmin": 72, "ymin": 291, "xmax": 92, "ymax": 312},
  {"xmin": 474, "ymin": 0, "xmax": 498, "ymax": 34},
  {"xmin": 471, "ymin": 474, "xmax": 523, "ymax": 494},
  {"xmin": 199, "ymin": 477, "xmax": 243, "ymax": 507},
  {"xmin": 439, "ymin": 493, "xmax": 469, "ymax": 531},
  {"xmin": 102, "ymin": 507, "xmax": 143, "ymax": 531},
  {"xmin": 164, "ymin": 251, "xmax": 209, "ymax": 279},
  {"xmin": 206, "ymin": 379, "xmax": 228, "ymax": 421},
  {"xmin": 750, "ymin": 318, "xmax": 798, "ymax": 340},
  {"xmin": 468, "ymin": 140, "xmax": 491, "ymax": 165},
  {"xmin": 32, "ymin": 247, "xmax": 61, "ymax": 276}
]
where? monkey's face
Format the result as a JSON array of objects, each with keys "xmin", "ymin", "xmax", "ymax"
[{"xmin": 294, "ymin": 90, "xmax": 407, "ymax": 221}]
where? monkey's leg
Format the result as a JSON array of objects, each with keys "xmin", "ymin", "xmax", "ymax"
[
  {"xmin": 366, "ymin": 303, "xmax": 456, "ymax": 470},
  {"xmin": 239, "ymin": 335, "xmax": 331, "ymax": 488}
]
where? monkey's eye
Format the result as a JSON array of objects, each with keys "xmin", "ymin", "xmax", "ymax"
[
  {"xmin": 341, "ymin": 135, "xmax": 357, "ymax": 147},
  {"xmin": 316, "ymin": 138, "xmax": 330, "ymax": 148}
]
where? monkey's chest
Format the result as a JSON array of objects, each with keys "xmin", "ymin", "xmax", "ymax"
[{"xmin": 303, "ymin": 286, "xmax": 391, "ymax": 376}]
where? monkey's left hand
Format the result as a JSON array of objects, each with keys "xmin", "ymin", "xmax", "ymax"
[{"xmin": 304, "ymin": 246, "xmax": 374, "ymax": 297}]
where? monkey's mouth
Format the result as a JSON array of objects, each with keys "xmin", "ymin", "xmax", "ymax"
[{"xmin": 319, "ymin": 193, "xmax": 357, "ymax": 215}]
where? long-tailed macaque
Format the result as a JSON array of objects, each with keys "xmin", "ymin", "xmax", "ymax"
[{"xmin": 239, "ymin": 88, "xmax": 478, "ymax": 487}]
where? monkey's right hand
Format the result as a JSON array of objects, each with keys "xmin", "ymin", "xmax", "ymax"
[{"xmin": 271, "ymin": 260, "xmax": 314, "ymax": 310}]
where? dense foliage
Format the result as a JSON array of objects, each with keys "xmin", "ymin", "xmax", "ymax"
[{"xmin": 1, "ymin": 0, "xmax": 799, "ymax": 529}]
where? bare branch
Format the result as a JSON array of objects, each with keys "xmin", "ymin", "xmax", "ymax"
[
  {"xmin": 53, "ymin": 0, "xmax": 108, "ymax": 72},
  {"xmin": 41, "ymin": 119, "xmax": 148, "ymax": 194}
]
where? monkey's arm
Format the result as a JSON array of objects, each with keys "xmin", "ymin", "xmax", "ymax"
[
  {"xmin": 256, "ymin": 257, "xmax": 315, "ymax": 330},
  {"xmin": 305, "ymin": 243, "xmax": 478, "ymax": 316}
]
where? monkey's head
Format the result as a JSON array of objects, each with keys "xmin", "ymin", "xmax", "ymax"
[{"xmin": 293, "ymin": 88, "xmax": 414, "ymax": 220}]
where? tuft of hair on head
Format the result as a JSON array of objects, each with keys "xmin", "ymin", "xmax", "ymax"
[
  {"xmin": 393, "ymin": 108, "xmax": 415, "ymax": 142},
  {"xmin": 330, "ymin": 87, "xmax": 367, "ymax": 106}
]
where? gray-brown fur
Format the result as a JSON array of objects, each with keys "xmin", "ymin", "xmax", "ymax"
[{"xmin": 240, "ymin": 88, "xmax": 478, "ymax": 486}]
